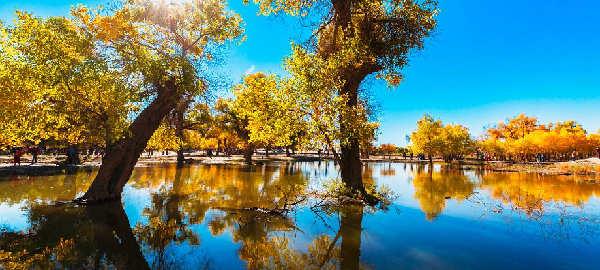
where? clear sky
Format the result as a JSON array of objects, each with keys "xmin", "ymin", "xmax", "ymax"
[{"xmin": 2, "ymin": 0, "xmax": 599, "ymax": 146}]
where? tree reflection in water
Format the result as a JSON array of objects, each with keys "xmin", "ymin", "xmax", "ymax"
[
  {"xmin": 0, "ymin": 202, "xmax": 151, "ymax": 269},
  {"xmin": 135, "ymin": 162, "xmax": 373, "ymax": 270},
  {"xmin": 410, "ymin": 164, "xmax": 475, "ymax": 221},
  {"xmin": 230, "ymin": 204, "xmax": 369, "ymax": 270},
  {"xmin": 2, "ymin": 161, "xmax": 600, "ymax": 269},
  {"xmin": 474, "ymin": 171, "xmax": 600, "ymax": 241},
  {"xmin": 0, "ymin": 162, "xmax": 376, "ymax": 269},
  {"xmin": 408, "ymin": 164, "xmax": 600, "ymax": 241}
]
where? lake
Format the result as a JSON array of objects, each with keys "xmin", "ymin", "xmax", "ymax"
[{"xmin": 1, "ymin": 161, "xmax": 599, "ymax": 269}]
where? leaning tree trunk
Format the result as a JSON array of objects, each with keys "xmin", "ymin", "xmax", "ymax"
[{"xmin": 79, "ymin": 80, "xmax": 179, "ymax": 202}]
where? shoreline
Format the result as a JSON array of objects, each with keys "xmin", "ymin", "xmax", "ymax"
[
  {"xmin": 484, "ymin": 159, "xmax": 600, "ymax": 176},
  {"xmin": 1, "ymin": 154, "xmax": 599, "ymax": 177}
]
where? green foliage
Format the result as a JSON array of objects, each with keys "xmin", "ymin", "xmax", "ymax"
[
  {"xmin": 321, "ymin": 177, "xmax": 395, "ymax": 209},
  {"xmin": 245, "ymin": 0, "xmax": 439, "ymax": 170},
  {"xmin": 322, "ymin": 178, "xmax": 353, "ymax": 197}
]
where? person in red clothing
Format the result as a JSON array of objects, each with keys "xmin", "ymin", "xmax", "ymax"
[
  {"xmin": 13, "ymin": 148, "xmax": 23, "ymax": 166},
  {"xmin": 596, "ymin": 147, "xmax": 600, "ymax": 159}
]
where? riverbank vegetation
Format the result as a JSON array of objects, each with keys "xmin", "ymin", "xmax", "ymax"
[
  {"xmin": 406, "ymin": 114, "xmax": 600, "ymax": 164},
  {"xmin": 1, "ymin": 0, "xmax": 598, "ymax": 201},
  {"xmin": 1, "ymin": 0, "xmax": 441, "ymax": 201}
]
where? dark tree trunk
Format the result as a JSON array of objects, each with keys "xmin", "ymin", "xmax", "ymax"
[
  {"xmin": 0, "ymin": 202, "xmax": 150, "ymax": 269},
  {"xmin": 265, "ymin": 146, "xmax": 270, "ymax": 157},
  {"xmin": 338, "ymin": 66, "xmax": 376, "ymax": 193},
  {"xmin": 244, "ymin": 144, "xmax": 254, "ymax": 164},
  {"xmin": 340, "ymin": 138, "xmax": 364, "ymax": 192},
  {"xmin": 79, "ymin": 80, "xmax": 179, "ymax": 202},
  {"xmin": 176, "ymin": 149, "xmax": 185, "ymax": 167},
  {"xmin": 340, "ymin": 205, "xmax": 363, "ymax": 270},
  {"xmin": 165, "ymin": 167, "xmax": 185, "ymax": 223},
  {"xmin": 215, "ymin": 139, "xmax": 221, "ymax": 156},
  {"xmin": 175, "ymin": 103, "xmax": 186, "ymax": 168}
]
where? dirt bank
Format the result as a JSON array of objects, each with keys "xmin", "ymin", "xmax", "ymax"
[{"xmin": 488, "ymin": 158, "xmax": 600, "ymax": 175}]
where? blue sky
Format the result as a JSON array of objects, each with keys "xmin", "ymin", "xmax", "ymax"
[{"xmin": 2, "ymin": 0, "xmax": 599, "ymax": 145}]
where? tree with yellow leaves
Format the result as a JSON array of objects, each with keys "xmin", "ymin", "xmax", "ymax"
[
  {"xmin": 409, "ymin": 115, "xmax": 474, "ymax": 162},
  {"xmin": 480, "ymin": 115, "xmax": 600, "ymax": 162},
  {"xmin": 248, "ymin": 0, "xmax": 439, "ymax": 198},
  {"xmin": 439, "ymin": 124, "xmax": 474, "ymax": 162},
  {"xmin": 72, "ymin": 0, "xmax": 243, "ymax": 202},
  {"xmin": 378, "ymin": 144, "xmax": 397, "ymax": 159},
  {"xmin": 487, "ymin": 113, "xmax": 539, "ymax": 140},
  {"xmin": 212, "ymin": 98, "xmax": 255, "ymax": 162},
  {"xmin": 2, "ymin": 0, "xmax": 243, "ymax": 201},
  {"xmin": 145, "ymin": 124, "xmax": 181, "ymax": 154},
  {"xmin": 0, "ymin": 12, "xmax": 138, "ymax": 151},
  {"xmin": 409, "ymin": 115, "xmax": 443, "ymax": 162},
  {"xmin": 231, "ymin": 72, "xmax": 305, "ymax": 159},
  {"xmin": 282, "ymin": 46, "xmax": 381, "ymax": 196}
]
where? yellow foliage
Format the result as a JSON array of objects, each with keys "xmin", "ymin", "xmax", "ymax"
[
  {"xmin": 0, "ymin": 238, "xmax": 75, "ymax": 270},
  {"xmin": 0, "ymin": 0, "xmax": 244, "ymax": 150},
  {"xmin": 232, "ymin": 72, "xmax": 301, "ymax": 147},
  {"xmin": 480, "ymin": 115, "xmax": 600, "ymax": 159},
  {"xmin": 409, "ymin": 114, "xmax": 474, "ymax": 160},
  {"xmin": 146, "ymin": 124, "xmax": 181, "ymax": 151},
  {"xmin": 411, "ymin": 167, "xmax": 475, "ymax": 221}
]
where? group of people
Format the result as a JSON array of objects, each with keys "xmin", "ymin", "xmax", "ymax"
[
  {"xmin": 478, "ymin": 149, "xmax": 600, "ymax": 163},
  {"xmin": 10, "ymin": 145, "xmax": 86, "ymax": 166},
  {"xmin": 401, "ymin": 152, "xmax": 416, "ymax": 160},
  {"xmin": 12, "ymin": 146, "xmax": 41, "ymax": 166},
  {"xmin": 479, "ymin": 152, "xmax": 493, "ymax": 161}
]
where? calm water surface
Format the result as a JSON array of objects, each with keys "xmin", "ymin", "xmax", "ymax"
[{"xmin": 1, "ymin": 161, "xmax": 599, "ymax": 269}]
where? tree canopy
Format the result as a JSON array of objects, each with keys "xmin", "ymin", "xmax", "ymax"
[
  {"xmin": 409, "ymin": 114, "xmax": 474, "ymax": 162},
  {"xmin": 0, "ymin": 12, "xmax": 138, "ymax": 149}
]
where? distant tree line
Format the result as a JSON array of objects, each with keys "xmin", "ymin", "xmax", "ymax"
[{"xmin": 404, "ymin": 114, "xmax": 600, "ymax": 162}]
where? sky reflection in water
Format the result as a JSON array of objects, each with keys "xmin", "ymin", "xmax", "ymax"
[{"xmin": 1, "ymin": 161, "xmax": 599, "ymax": 269}]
